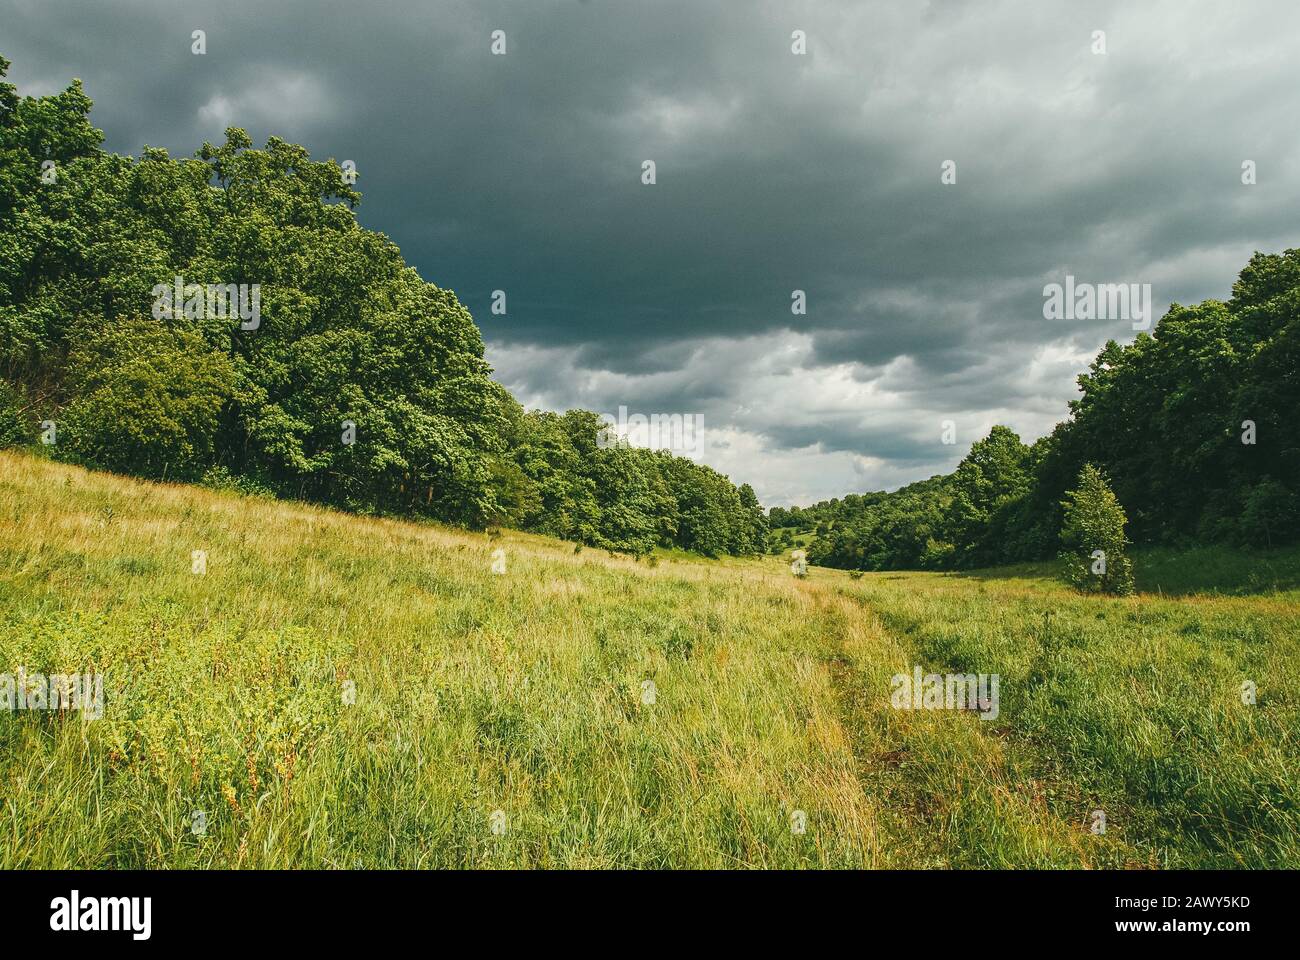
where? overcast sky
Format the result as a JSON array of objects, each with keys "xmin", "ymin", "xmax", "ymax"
[{"xmin": 4, "ymin": 0, "xmax": 1298, "ymax": 505}]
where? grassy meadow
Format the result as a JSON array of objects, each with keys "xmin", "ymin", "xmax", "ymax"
[{"xmin": 1, "ymin": 449, "xmax": 1296, "ymax": 868}]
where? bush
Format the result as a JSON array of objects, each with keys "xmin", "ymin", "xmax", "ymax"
[
  {"xmin": 1238, "ymin": 478, "xmax": 1300, "ymax": 549},
  {"xmin": 1059, "ymin": 464, "xmax": 1135, "ymax": 595},
  {"xmin": 0, "ymin": 381, "xmax": 29, "ymax": 447},
  {"xmin": 198, "ymin": 465, "xmax": 275, "ymax": 499},
  {"xmin": 59, "ymin": 319, "xmax": 236, "ymax": 480}
]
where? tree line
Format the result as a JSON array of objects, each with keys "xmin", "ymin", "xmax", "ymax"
[
  {"xmin": 773, "ymin": 250, "xmax": 1300, "ymax": 571},
  {"xmin": 0, "ymin": 59, "xmax": 765, "ymax": 557}
]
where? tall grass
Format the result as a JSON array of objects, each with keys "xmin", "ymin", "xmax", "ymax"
[{"xmin": 1, "ymin": 451, "xmax": 1295, "ymax": 868}]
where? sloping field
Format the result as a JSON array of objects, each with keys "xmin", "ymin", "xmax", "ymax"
[{"xmin": 1, "ymin": 450, "xmax": 1296, "ymax": 868}]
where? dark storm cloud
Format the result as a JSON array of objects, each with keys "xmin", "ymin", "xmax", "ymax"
[{"xmin": 4, "ymin": 0, "xmax": 1299, "ymax": 503}]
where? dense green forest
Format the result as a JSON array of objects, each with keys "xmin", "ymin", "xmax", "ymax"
[
  {"xmin": 0, "ymin": 58, "xmax": 766, "ymax": 557},
  {"xmin": 772, "ymin": 250, "xmax": 1300, "ymax": 570}
]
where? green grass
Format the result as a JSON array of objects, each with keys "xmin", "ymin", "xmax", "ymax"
[
  {"xmin": 1133, "ymin": 543, "xmax": 1300, "ymax": 596},
  {"xmin": 952, "ymin": 543, "xmax": 1300, "ymax": 599},
  {"xmin": 1, "ymin": 450, "xmax": 1296, "ymax": 868}
]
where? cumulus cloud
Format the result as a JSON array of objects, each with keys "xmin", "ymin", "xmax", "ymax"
[{"xmin": 195, "ymin": 69, "xmax": 336, "ymax": 139}]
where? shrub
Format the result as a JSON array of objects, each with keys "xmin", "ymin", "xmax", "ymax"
[
  {"xmin": 199, "ymin": 465, "xmax": 275, "ymax": 499},
  {"xmin": 1059, "ymin": 463, "xmax": 1135, "ymax": 595},
  {"xmin": 59, "ymin": 320, "xmax": 236, "ymax": 480},
  {"xmin": 1238, "ymin": 478, "xmax": 1300, "ymax": 549},
  {"xmin": 0, "ymin": 381, "xmax": 29, "ymax": 447}
]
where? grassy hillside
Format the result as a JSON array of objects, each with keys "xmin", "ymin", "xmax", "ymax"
[{"xmin": 1, "ymin": 450, "xmax": 1296, "ymax": 868}]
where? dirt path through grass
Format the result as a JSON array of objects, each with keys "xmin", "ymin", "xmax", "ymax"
[{"xmin": 811, "ymin": 587, "xmax": 1110, "ymax": 867}]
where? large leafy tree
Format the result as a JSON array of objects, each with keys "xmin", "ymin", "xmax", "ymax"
[
  {"xmin": 943, "ymin": 425, "xmax": 1033, "ymax": 567},
  {"xmin": 0, "ymin": 60, "xmax": 516, "ymax": 526}
]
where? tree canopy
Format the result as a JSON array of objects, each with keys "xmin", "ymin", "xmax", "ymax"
[
  {"xmin": 791, "ymin": 251, "xmax": 1300, "ymax": 571},
  {"xmin": 0, "ymin": 58, "xmax": 765, "ymax": 557}
]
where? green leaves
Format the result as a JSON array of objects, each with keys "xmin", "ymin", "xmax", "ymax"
[
  {"xmin": 506, "ymin": 410, "xmax": 759, "ymax": 555},
  {"xmin": 807, "ymin": 247, "xmax": 1300, "ymax": 572},
  {"xmin": 1059, "ymin": 464, "xmax": 1134, "ymax": 596},
  {"xmin": 0, "ymin": 63, "xmax": 762, "ymax": 552},
  {"xmin": 0, "ymin": 379, "xmax": 27, "ymax": 447},
  {"xmin": 60, "ymin": 319, "xmax": 237, "ymax": 479}
]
